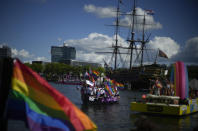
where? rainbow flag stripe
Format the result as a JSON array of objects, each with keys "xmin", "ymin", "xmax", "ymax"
[
  {"xmin": 170, "ymin": 61, "xmax": 189, "ymax": 99},
  {"xmin": 8, "ymin": 59, "xmax": 97, "ymax": 131},
  {"xmin": 104, "ymin": 85, "xmax": 113, "ymax": 96}
]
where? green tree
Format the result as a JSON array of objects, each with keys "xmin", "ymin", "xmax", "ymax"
[{"xmin": 31, "ymin": 63, "xmax": 43, "ymax": 73}]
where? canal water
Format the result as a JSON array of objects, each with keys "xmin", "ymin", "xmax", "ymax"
[{"xmin": 8, "ymin": 83, "xmax": 198, "ymax": 131}]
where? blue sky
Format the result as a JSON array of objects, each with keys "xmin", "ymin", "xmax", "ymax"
[{"xmin": 0, "ymin": 0, "xmax": 198, "ymax": 66}]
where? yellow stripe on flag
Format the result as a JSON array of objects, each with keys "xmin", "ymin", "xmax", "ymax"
[{"xmin": 12, "ymin": 78, "xmax": 63, "ymax": 111}]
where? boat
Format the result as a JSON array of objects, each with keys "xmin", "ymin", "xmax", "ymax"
[
  {"xmin": 131, "ymin": 61, "xmax": 198, "ymax": 116},
  {"xmin": 131, "ymin": 94, "xmax": 198, "ymax": 116},
  {"xmin": 80, "ymin": 79, "xmax": 120, "ymax": 104}
]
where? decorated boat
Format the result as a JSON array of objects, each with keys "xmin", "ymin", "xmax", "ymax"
[
  {"xmin": 131, "ymin": 61, "xmax": 198, "ymax": 116},
  {"xmin": 131, "ymin": 94, "xmax": 198, "ymax": 116},
  {"xmin": 81, "ymin": 79, "xmax": 121, "ymax": 104},
  {"xmin": 80, "ymin": 70, "xmax": 123, "ymax": 104}
]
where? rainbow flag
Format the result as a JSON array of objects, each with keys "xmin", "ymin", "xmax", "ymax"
[
  {"xmin": 155, "ymin": 81, "xmax": 163, "ymax": 89},
  {"xmin": 104, "ymin": 84, "xmax": 113, "ymax": 96},
  {"xmin": 115, "ymin": 82, "xmax": 124, "ymax": 89},
  {"xmin": 109, "ymin": 79, "xmax": 124, "ymax": 89},
  {"xmin": 7, "ymin": 59, "xmax": 97, "ymax": 131},
  {"xmin": 92, "ymin": 70, "xmax": 99, "ymax": 78},
  {"xmin": 90, "ymin": 76, "xmax": 95, "ymax": 86},
  {"xmin": 109, "ymin": 80, "xmax": 114, "ymax": 86}
]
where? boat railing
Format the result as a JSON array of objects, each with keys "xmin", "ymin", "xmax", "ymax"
[{"xmin": 145, "ymin": 94, "xmax": 180, "ymax": 105}]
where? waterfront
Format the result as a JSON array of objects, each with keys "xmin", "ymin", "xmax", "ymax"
[{"xmin": 8, "ymin": 83, "xmax": 198, "ymax": 131}]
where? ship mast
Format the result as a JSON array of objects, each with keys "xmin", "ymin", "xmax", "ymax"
[
  {"xmin": 95, "ymin": 0, "xmax": 124, "ymax": 70},
  {"xmin": 140, "ymin": 12, "xmax": 146, "ymax": 67},
  {"xmin": 127, "ymin": 2, "xmax": 152, "ymax": 68},
  {"xmin": 129, "ymin": 0, "xmax": 136, "ymax": 69},
  {"xmin": 113, "ymin": 0, "xmax": 120, "ymax": 70}
]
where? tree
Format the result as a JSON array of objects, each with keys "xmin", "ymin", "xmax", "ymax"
[{"xmin": 31, "ymin": 63, "xmax": 43, "ymax": 73}]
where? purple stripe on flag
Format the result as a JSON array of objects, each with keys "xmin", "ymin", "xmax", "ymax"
[
  {"xmin": 25, "ymin": 103, "xmax": 75, "ymax": 131},
  {"xmin": 27, "ymin": 117, "xmax": 67, "ymax": 131}
]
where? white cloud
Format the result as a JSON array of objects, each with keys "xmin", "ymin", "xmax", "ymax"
[
  {"xmin": 11, "ymin": 48, "xmax": 33, "ymax": 59},
  {"xmin": 64, "ymin": 32, "xmax": 128, "ymax": 67},
  {"xmin": 172, "ymin": 36, "xmax": 198, "ymax": 64},
  {"xmin": 84, "ymin": 4, "xmax": 162, "ymax": 31},
  {"xmin": 11, "ymin": 48, "xmax": 48, "ymax": 62},
  {"xmin": 148, "ymin": 36, "xmax": 180, "ymax": 58},
  {"xmin": 84, "ymin": 4, "xmax": 116, "ymax": 18},
  {"xmin": 119, "ymin": 7, "xmax": 162, "ymax": 31}
]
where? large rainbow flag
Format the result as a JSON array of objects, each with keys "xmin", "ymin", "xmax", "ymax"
[
  {"xmin": 170, "ymin": 61, "xmax": 189, "ymax": 99},
  {"xmin": 7, "ymin": 59, "xmax": 97, "ymax": 131}
]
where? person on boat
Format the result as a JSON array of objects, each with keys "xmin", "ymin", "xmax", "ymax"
[
  {"xmin": 151, "ymin": 79, "xmax": 158, "ymax": 95},
  {"xmin": 170, "ymin": 82, "xmax": 175, "ymax": 96},
  {"xmin": 87, "ymin": 86, "xmax": 93, "ymax": 96},
  {"xmin": 156, "ymin": 78, "xmax": 163, "ymax": 95},
  {"xmin": 93, "ymin": 86, "xmax": 97, "ymax": 95},
  {"xmin": 96, "ymin": 87, "xmax": 100, "ymax": 99},
  {"xmin": 115, "ymin": 88, "xmax": 119, "ymax": 96},
  {"xmin": 100, "ymin": 88, "xmax": 105, "ymax": 97},
  {"xmin": 166, "ymin": 80, "xmax": 171, "ymax": 89}
]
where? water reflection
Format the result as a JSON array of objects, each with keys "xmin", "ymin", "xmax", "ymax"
[{"xmin": 130, "ymin": 112, "xmax": 198, "ymax": 131}]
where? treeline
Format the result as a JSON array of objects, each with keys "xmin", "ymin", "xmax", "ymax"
[
  {"xmin": 25, "ymin": 62, "xmax": 105, "ymax": 81},
  {"xmin": 25, "ymin": 62, "xmax": 198, "ymax": 81}
]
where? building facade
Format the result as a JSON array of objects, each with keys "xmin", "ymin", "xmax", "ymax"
[
  {"xmin": 51, "ymin": 45, "xmax": 76, "ymax": 63},
  {"xmin": 0, "ymin": 45, "xmax": 11, "ymax": 58}
]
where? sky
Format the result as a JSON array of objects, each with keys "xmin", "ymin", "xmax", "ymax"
[{"xmin": 0, "ymin": 0, "xmax": 198, "ymax": 67}]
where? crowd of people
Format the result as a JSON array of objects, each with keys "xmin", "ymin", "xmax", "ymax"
[
  {"xmin": 149, "ymin": 78, "xmax": 175, "ymax": 96},
  {"xmin": 80, "ymin": 80, "xmax": 120, "ymax": 104},
  {"xmin": 149, "ymin": 78, "xmax": 198, "ymax": 100}
]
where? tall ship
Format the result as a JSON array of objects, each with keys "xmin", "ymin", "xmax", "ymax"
[{"xmin": 97, "ymin": 0, "xmax": 169, "ymax": 89}]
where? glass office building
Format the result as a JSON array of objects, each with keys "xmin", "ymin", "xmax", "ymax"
[{"xmin": 51, "ymin": 46, "xmax": 76, "ymax": 62}]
